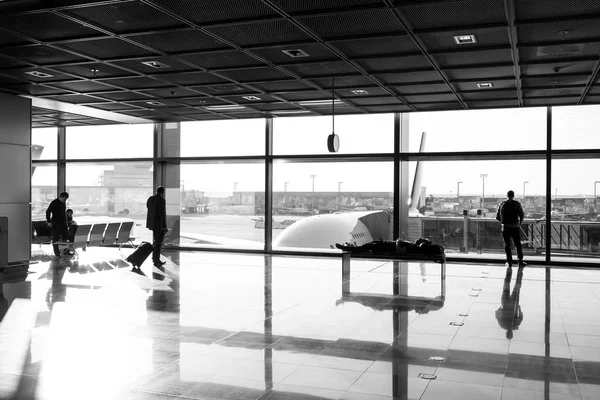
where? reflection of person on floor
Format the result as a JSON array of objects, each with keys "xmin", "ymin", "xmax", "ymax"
[
  {"xmin": 419, "ymin": 262, "xmax": 427, "ymax": 283},
  {"xmin": 44, "ymin": 264, "xmax": 67, "ymax": 311},
  {"xmin": 495, "ymin": 266, "xmax": 524, "ymax": 339}
]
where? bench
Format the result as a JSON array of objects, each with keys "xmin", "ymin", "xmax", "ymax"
[
  {"xmin": 32, "ymin": 220, "xmax": 137, "ymax": 257},
  {"xmin": 341, "ymin": 251, "xmax": 446, "ymax": 275},
  {"xmin": 341, "ymin": 251, "xmax": 446, "ymax": 304}
]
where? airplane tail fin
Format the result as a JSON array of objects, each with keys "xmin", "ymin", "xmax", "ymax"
[{"xmin": 409, "ymin": 132, "xmax": 426, "ymax": 214}]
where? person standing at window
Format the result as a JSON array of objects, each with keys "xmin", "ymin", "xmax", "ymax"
[
  {"xmin": 146, "ymin": 186, "xmax": 168, "ymax": 266},
  {"xmin": 46, "ymin": 192, "xmax": 69, "ymax": 259},
  {"xmin": 496, "ymin": 190, "xmax": 527, "ymax": 267}
]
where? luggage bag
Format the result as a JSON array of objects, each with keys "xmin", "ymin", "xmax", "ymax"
[{"xmin": 126, "ymin": 241, "xmax": 153, "ymax": 267}]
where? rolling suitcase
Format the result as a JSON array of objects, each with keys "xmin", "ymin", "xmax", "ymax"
[{"xmin": 126, "ymin": 241, "xmax": 153, "ymax": 267}]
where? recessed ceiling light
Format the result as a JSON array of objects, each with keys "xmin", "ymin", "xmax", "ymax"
[
  {"xmin": 476, "ymin": 82, "xmax": 493, "ymax": 88},
  {"xmin": 297, "ymin": 99, "xmax": 344, "ymax": 106},
  {"xmin": 146, "ymin": 101, "xmax": 164, "ymax": 106},
  {"xmin": 351, "ymin": 89, "xmax": 369, "ymax": 95},
  {"xmin": 282, "ymin": 49, "xmax": 310, "ymax": 58},
  {"xmin": 25, "ymin": 71, "xmax": 53, "ymax": 78},
  {"xmin": 141, "ymin": 60, "xmax": 170, "ymax": 69},
  {"xmin": 204, "ymin": 105, "xmax": 246, "ymax": 111},
  {"xmin": 453, "ymin": 34, "xmax": 477, "ymax": 45},
  {"xmin": 242, "ymin": 96, "xmax": 261, "ymax": 101}
]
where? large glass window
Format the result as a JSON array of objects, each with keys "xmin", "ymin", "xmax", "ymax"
[
  {"xmin": 409, "ymin": 107, "xmax": 546, "ymax": 152},
  {"xmin": 272, "ymin": 161, "xmax": 393, "ymax": 252},
  {"xmin": 408, "ymin": 160, "xmax": 546, "ymax": 256},
  {"xmin": 181, "ymin": 119, "xmax": 265, "ymax": 157},
  {"xmin": 274, "ymin": 114, "xmax": 394, "ymax": 155},
  {"xmin": 32, "ymin": 128, "xmax": 58, "ymax": 160},
  {"xmin": 66, "ymin": 124, "xmax": 153, "ymax": 159},
  {"xmin": 551, "ymin": 159, "xmax": 600, "ymax": 257},
  {"xmin": 553, "ymin": 105, "xmax": 600, "ymax": 150},
  {"xmin": 32, "ymin": 164, "xmax": 57, "ymax": 219},
  {"xmin": 179, "ymin": 162, "xmax": 265, "ymax": 250},
  {"xmin": 66, "ymin": 162, "xmax": 153, "ymax": 242}
]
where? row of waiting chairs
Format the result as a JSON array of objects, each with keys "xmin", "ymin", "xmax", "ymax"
[{"xmin": 33, "ymin": 221, "xmax": 137, "ymax": 256}]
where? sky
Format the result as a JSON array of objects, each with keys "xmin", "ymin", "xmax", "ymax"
[{"xmin": 32, "ymin": 104, "xmax": 600, "ymax": 197}]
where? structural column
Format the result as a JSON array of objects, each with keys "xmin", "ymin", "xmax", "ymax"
[
  {"xmin": 153, "ymin": 122, "xmax": 181, "ymax": 245},
  {"xmin": 57, "ymin": 126, "xmax": 66, "ymax": 194},
  {"xmin": 394, "ymin": 113, "xmax": 410, "ymax": 240},
  {"xmin": 264, "ymin": 118, "xmax": 273, "ymax": 252},
  {"xmin": 0, "ymin": 93, "xmax": 31, "ymax": 265},
  {"xmin": 545, "ymin": 107, "xmax": 552, "ymax": 263}
]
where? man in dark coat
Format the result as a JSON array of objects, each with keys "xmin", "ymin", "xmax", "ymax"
[
  {"xmin": 496, "ymin": 190, "xmax": 527, "ymax": 267},
  {"xmin": 46, "ymin": 192, "xmax": 69, "ymax": 258},
  {"xmin": 147, "ymin": 186, "xmax": 168, "ymax": 266}
]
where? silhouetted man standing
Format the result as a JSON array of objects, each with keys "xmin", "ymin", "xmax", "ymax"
[
  {"xmin": 46, "ymin": 192, "xmax": 69, "ymax": 258},
  {"xmin": 147, "ymin": 186, "xmax": 168, "ymax": 266},
  {"xmin": 496, "ymin": 190, "xmax": 526, "ymax": 267}
]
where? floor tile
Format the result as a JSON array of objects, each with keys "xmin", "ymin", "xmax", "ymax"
[
  {"xmin": 421, "ymin": 380, "xmax": 502, "ymax": 400},
  {"xmin": 281, "ymin": 366, "xmax": 363, "ymax": 391},
  {"xmin": 501, "ymin": 386, "xmax": 583, "ymax": 400},
  {"xmin": 347, "ymin": 372, "xmax": 428, "ymax": 398}
]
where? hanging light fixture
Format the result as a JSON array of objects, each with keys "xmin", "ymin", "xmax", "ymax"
[{"xmin": 327, "ymin": 77, "xmax": 340, "ymax": 153}]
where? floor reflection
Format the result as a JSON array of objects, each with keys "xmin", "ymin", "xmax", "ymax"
[
  {"xmin": 0, "ymin": 249, "xmax": 600, "ymax": 399},
  {"xmin": 496, "ymin": 266, "xmax": 524, "ymax": 339}
]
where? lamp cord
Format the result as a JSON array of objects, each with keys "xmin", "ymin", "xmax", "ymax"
[{"xmin": 332, "ymin": 77, "xmax": 335, "ymax": 133}]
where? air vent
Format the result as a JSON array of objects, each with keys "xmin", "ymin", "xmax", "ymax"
[
  {"xmin": 453, "ymin": 34, "xmax": 477, "ymax": 45},
  {"xmin": 25, "ymin": 71, "xmax": 53, "ymax": 78},
  {"xmin": 351, "ymin": 89, "xmax": 369, "ymax": 95},
  {"xmin": 210, "ymin": 85, "xmax": 244, "ymax": 92},
  {"xmin": 270, "ymin": 110, "xmax": 311, "ymax": 115},
  {"xmin": 282, "ymin": 49, "xmax": 310, "ymax": 58},
  {"xmin": 537, "ymin": 44, "xmax": 584, "ymax": 57},
  {"xmin": 141, "ymin": 60, "xmax": 170, "ymax": 69},
  {"xmin": 297, "ymin": 99, "xmax": 344, "ymax": 106},
  {"xmin": 204, "ymin": 105, "xmax": 246, "ymax": 111},
  {"xmin": 242, "ymin": 95, "xmax": 261, "ymax": 101},
  {"xmin": 145, "ymin": 101, "xmax": 164, "ymax": 106}
]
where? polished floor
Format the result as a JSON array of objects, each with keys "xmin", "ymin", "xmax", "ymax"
[{"xmin": 1, "ymin": 248, "xmax": 600, "ymax": 400}]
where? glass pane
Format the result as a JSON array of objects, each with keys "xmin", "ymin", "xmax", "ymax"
[
  {"xmin": 180, "ymin": 162, "xmax": 265, "ymax": 249},
  {"xmin": 66, "ymin": 124, "xmax": 153, "ymax": 159},
  {"xmin": 274, "ymin": 114, "xmax": 394, "ymax": 155},
  {"xmin": 551, "ymin": 159, "xmax": 600, "ymax": 260},
  {"xmin": 409, "ymin": 108, "xmax": 546, "ymax": 152},
  {"xmin": 552, "ymin": 105, "xmax": 600, "ymax": 150},
  {"xmin": 181, "ymin": 119, "xmax": 265, "ymax": 157},
  {"xmin": 66, "ymin": 162, "xmax": 153, "ymax": 243},
  {"xmin": 408, "ymin": 160, "xmax": 546, "ymax": 257},
  {"xmin": 32, "ymin": 164, "xmax": 56, "ymax": 218},
  {"xmin": 32, "ymin": 128, "xmax": 57, "ymax": 160},
  {"xmin": 272, "ymin": 161, "xmax": 393, "ymax": 252}
]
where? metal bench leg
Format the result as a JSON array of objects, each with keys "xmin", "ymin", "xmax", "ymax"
[{"xmin": 342, "ymin": 253, "xmax": 351, "ymax": 295}]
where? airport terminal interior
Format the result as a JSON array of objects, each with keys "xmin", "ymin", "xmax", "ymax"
[{"xmin": 2, "ymin": 1, "xmax": 600, "ymax": 399}]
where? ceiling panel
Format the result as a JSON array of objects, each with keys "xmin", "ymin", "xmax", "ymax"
[
  {"xmin": 59, "ymin": 38, "xmax": 157, "ymax": 59},
  {"xmin": 400, "ymin": 0, "xmax": 506, "ymax": 30},
  {"xmin": 296, "ymin": 9, "xmax": 404, "ymax": 39},
  {"xmin": 0, "ymin": 12, "xmax": 100, "ymax": 41},
  {"xmin": 205, "ymin": 20, "xmax": 313, "ymax": 47},
  {"xmin": 152, "ymin": 0, "xmax": 279, "ymax": 25},
  {"xmin": 63, "ymin": 1, "xmax": 186, "ymax": 33}
]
